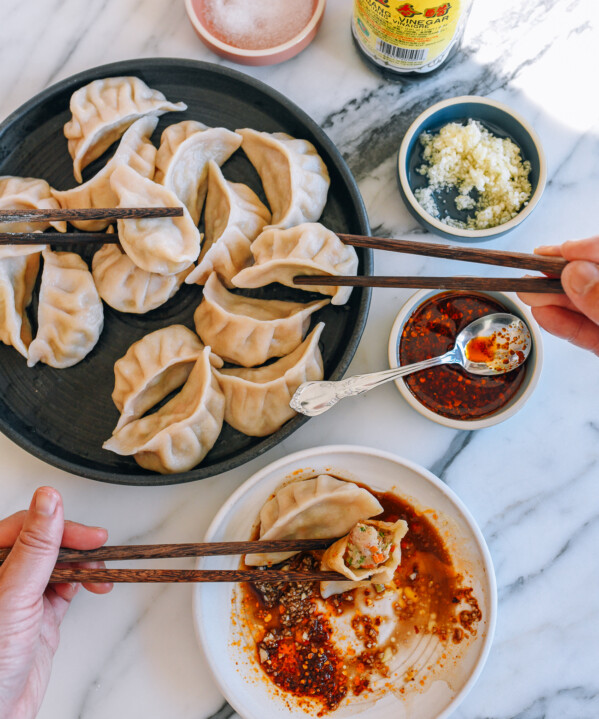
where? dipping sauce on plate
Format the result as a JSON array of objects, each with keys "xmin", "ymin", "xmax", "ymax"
[{"xmin": 399, "ymin": 292, "xmax": 527, "ymax": 420}]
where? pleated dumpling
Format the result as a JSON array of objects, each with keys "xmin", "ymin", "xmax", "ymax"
[
  {"xmin": 111, "ymin": 325, "xmax": 221, "ymax": 431},
  {"xmin": 103, "ymin": 346, "xmax": 225, "ymax": 474},
  {"xmin": 110, "ymin": 165, "xmax": 201, "ymax": 275},
  {"xmin": 64, "ymin": 76, "xmax": 186, "ymax": 182},
  {"xmin": 53, "ymin": 116, "xmax": 158, "ymax": 231},
  {"xmin": 185, "ymin": 162, "xmax": 271, "ymax": 287},
  {"xmin": 319, "ymin": 519, "xmax": 409, "ymax": 599},
  {"xmin": 213, "ymin": 322, "xmax": 325, "ymax": 437},
  {"xmin": 0, "ymin": 177, "xmax": 66, "ymax": 233},
  {"xmin": 194, "ymin": 272, "xmax": 328, "ymax": 367},
  {"xmin": 0, "ymin": 245, "xmax": 44, "ymax": 358},
  {"xmin": 236, "ymin": 128, "xmax": 329, "ymax": 229},
  {"xmin": 154, "ymin": 121, "xmax": 242, "ymax": 224},
  {"xmin": 92, "ymin": 244, "xmax": 190, "ymax": 314},
  {"xmin": 232, "ymin": 223, "xmax": 358, "ymax": 305},
  {"xmin": 245, "ymin": 475, "xmax": 383, "ymax": 566},
  {"xmin": 28, "ymin": 249, "xmax": 103, "ymax": 368}
]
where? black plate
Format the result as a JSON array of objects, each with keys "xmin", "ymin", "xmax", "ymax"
[{"xmin": 0, "ymin": 58, "xmax": 372, "ymax": 485}]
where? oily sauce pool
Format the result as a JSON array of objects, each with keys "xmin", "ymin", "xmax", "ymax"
[{"xmin": 399, "ymin": 292, "xmax": 527, "ymax": 420}]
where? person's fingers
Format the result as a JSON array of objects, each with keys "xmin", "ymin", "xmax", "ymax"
[
  {"xmin": 0, "ymin": 510, "xmax": 27, "ymax": 544},
  {"xmin": 535, "ymin": 236, "xmax": 599, "ymax": 262},
  {"xmin": 534, "ymin": 244, "xmax": 564, "ymax": 257},
  {"xmin": 560, "ymin": 260, "xmax": 599, "ymax": 326},
  {"xmin": 516, "ymin": 290, "xmax": 574, "ymax": 310},
  {"xmin": 61, "ymin": 521, "xmax": 108, "ymax": 550},
  {"xmin": 0, "ymin": 487, "xmax": 63, "ymax": 598},
  {"xmin": 532, "ymin": 306, "xmax": 599, "ymax": 356},
  {"xmin": 51, "ymin": 582, "xmax": 80, "ymax": 603}
]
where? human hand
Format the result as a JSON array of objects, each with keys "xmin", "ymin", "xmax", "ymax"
[
  {"xmin": 518, "ymin": 236, "xmax": 599, "ymax": 356},
  {"xmin": 0, "ymin": 487, "xmax": 112, "ymax": 719}
]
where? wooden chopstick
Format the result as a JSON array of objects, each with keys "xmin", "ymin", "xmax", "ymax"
[
  {"xmin": 48, "ymin": 568, "xmax": 348, "ymax": 583},
  {"xmin": 0, "ymin": 208, "xmax": 183, "ymax": 222},
  {"xmin": 337, "ymin": 234, "xmax": 567, "ymax": 275},
  {"xmin": 293, "ymin": 275, "xmax": 564, "ymax": 293},
  {"xmin": 0, "ymin": 538, "xmax": 337, "ymax": 563},
  {"xmin": 0, "ymin": 232, "xmax": 118, "ymax": 245}
]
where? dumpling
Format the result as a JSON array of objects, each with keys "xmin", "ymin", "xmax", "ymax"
[
  {"xmin": 236, "ymin": 128, "xmax": 329, "ymax": 229},
  {"xmin": 185, "ymin": 161, "xmax": 270, "ymax": 287},
  {"xmin": 103, "ymin": 346, "xmax": 225, "ymax": 474},
  {"xmin": 213, "ymin": 322, "xmax": 325, "ymax": 437},
  {"xmin": 53, "ymin": 116, "xmax": 158, "ymax": 231},
  {"xmin": 245, "ymin": 475, "xmax": 383, "ymax": 566},
  {"xmin": 194, "ymin": 272, "xmax": 328, "ymax": 367},
  {"xmin": 111, "ymin": 324, "xmax": 222, "ymax": 431},
  {"xmin": 154, "ymin": 122, "xmax": 242, "ymax": 224},
  {"xmin": 232, "ymin": 223, "xmax": 358, "ymax": 305},
  {"xmin": 0, "ymin": 245, "xmax": 44, "ymax": 358},
  {"xmin": 110, "ymin": 165, "xmax": 201, "ymax": 275},
  {"xmin": 64, "ymin": 76, "xmax": 186, "ymax": 182},
  {"xmin": 319, "ymin": 519, "xmax": 409, "ymax": 599},
  {"xmin": 0, "ymin": 177, "xmax": 66, "ymax": 233},
  {"xmin": 92, "ymin": 244, "xmax": 190, "ymax": 314},
  {"xmin": 27, "ymin": 249, "xmax": 103, "ymax": 368}
]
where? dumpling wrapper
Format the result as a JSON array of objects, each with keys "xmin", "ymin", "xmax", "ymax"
[
  {"xmin": 111, "ymin": 324, "xmax": 223, "ymax": 431},
  {"xmin": 110, "ymin": 165, "xmax": 201, "ymax": 276},
  {"xmin": 319, "ymin": 519, "xmax": 409, "ymax": 599},
  {"xmin": 194, "ymin": 272, "xmax": 328, "ymax": 367},
  {"xmin": 0, "ymin": 177, "xmax": 66, "ymax": 233},
  {"xmin": 232, "ymin": 223, "xmax": 358, "ymax": 305},
  {"xmin": 185, "ymin": 161, "xmax": 270, "ymax": 286},
  {"xmin": 245, "ymin": 475, "xmax": 383, "ymax": 566},
  {"xmin": 214, "ymin": 322, "xmax": 325, "ymax": 437},
  {"xmin": 0, "ymin": 245, "xmax": 44, "ymax": 358},
  {"xmin": 53, "ymin": 116, "xmax": 158, "ymax": 231},
  {"xmin": 64, "ymin": 76, "xmax": 186, "ymax": 182},
  {"xmin": 92, "ymin": 243, "xmax": 190, "ymax": 314},
  {"xmin": 103, "ymin": 346, "xmax": 225, "ymax": 474},
  {"xmin": 28, "ymin": 249, "xmax": 103, "ymax": 369},
  {"xmin": 154, "ymin": 122, "xmax": 242, "ymax": 225},
  {"xmin": 236, "ymin": 128, "xmax": 329, "ymax": 229}
]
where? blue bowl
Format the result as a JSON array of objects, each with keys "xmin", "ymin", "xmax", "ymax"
[{"xmin": 397, "ymin": 96, "xmax": 546, "ymax": 242}]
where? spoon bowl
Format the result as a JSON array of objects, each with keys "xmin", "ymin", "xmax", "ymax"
[{"xmin": 291, "ymin": 312, "xmax": 531, "ymax": 417}]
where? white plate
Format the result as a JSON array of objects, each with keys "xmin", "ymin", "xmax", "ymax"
[{"xmin": 192, "ymin": 445, "xmax": 497, "ymax": 719}]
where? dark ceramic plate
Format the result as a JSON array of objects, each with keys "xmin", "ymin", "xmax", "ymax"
[{"xmin": 0, "ymin": 58, "xmax": 371, "ymax": 486}]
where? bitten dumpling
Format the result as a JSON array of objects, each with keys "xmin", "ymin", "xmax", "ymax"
[
  {"xmin": 213, "ymin": 322, "xmax": 325, "ymax": 437},
  {"xmin": 154, "ymin": 122, "xmax": 242, "ymax": 225},
  {"xmin": 185, "ymin": 162, "xmax": 271, "ymax": 286},
  {"xmin": 64, "ymin": 76, "xmax": 186, "ymax": 182},
  {"xmin": 319, "ymin": 519, "xmax": 409, "ymax": 599},
  {"xmin": 232, "ymin": 223, "xmax": 358, "ymax": 305},
  {"xmin": 194, "ymin": 272, "xmax": 328, "ymax": 367},
  {"xmin": 0, "ymin": 245, "xmax": 44, "ymax": 358},
  {"xmin": 103, "ymin": 346, "xmax": 225, "ymax": 474},
  {"xmin": 0, "ymin": 177, "xmax": 66, "ymax": 233},
  {"xmin": 110, "ymin": 165, "xmax": 201, "ymax": 275},
  {"xmin": 236, "ymin": 128, "xmax": 329, "ymax": 229},
  {"xmin": 28, "ymin": 249, "xmax": 103, "ymax": 368},
  {"xmin": 245, "ymin": 475, "xmax": 383, "ymax": 566},
  {"xmin": 92, "ymin": 244, "xmax": 190, "ymax": 314},
  {"xmin": 53, "ymin": 116, "xmax": 158, "ymax": 231}
]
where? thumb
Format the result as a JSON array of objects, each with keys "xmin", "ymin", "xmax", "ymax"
[
  {"xmin": 1, "ymin": 487, "xmax": 63, "ymax": 598},
  {"xmin": 561, "ymin": 261, "xmax": 599, "ymax": 326}
]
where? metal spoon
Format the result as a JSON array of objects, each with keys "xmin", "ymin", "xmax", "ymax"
[{"xmin": 290, "ymin": 313, "xmax": 531, "ymax": 417}]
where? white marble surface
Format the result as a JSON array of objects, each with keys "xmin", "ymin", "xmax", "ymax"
[{"xmin": 0, "ymin": 1, "xmax": 598, "ymax": 718}]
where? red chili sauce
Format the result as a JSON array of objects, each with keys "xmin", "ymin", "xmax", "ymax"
[
  {"xmin": 399, "ymin": 292, "xmax": 526, "ymax": 420},
  {"xmin": 240, "ymin": 486, "xmax": 481, "ymax": 715}
]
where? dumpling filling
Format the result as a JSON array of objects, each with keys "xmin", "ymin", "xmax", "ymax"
[{"xmin": 343, "ymin": 523, "xmax": 393, "ymax": 571}]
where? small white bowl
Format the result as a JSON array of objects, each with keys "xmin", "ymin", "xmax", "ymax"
[
  {"xmin": 387, "ymin": 290, "xmax": 543, "ymax": 430},
  {"xmin": 193, "ymin": 444, "xmax": 497, "ymax": 719}
]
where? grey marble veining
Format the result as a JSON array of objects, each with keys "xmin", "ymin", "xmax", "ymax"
[{"xmin": 0, "ymin": 0, "xmax": 598, "ymax": 718}]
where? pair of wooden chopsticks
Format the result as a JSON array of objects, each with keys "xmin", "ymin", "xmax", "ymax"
[
  {"xmin": 294, "ymin": 233, "xmax": 566, "ymax": 294},
  {"xmin": 0, "ymin": 539, "xmax": 346, "ymax": 583},
  {"xmin": 0, "ymin": 209, "xmax": 564, "ymax": 293}
]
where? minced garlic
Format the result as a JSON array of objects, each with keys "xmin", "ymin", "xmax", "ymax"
[{"xmin": 414, "ymin": 119, "xmax": 532, "ymax": 230}]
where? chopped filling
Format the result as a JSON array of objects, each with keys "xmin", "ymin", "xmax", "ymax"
[{"xmin": 343, "ymin": 523, "xmax": 392, "ymax": 570}]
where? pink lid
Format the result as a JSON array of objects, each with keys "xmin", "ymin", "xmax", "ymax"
[{"xmin": 185, "ymin": 0, "xmax": 326, "ymax": 66}]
